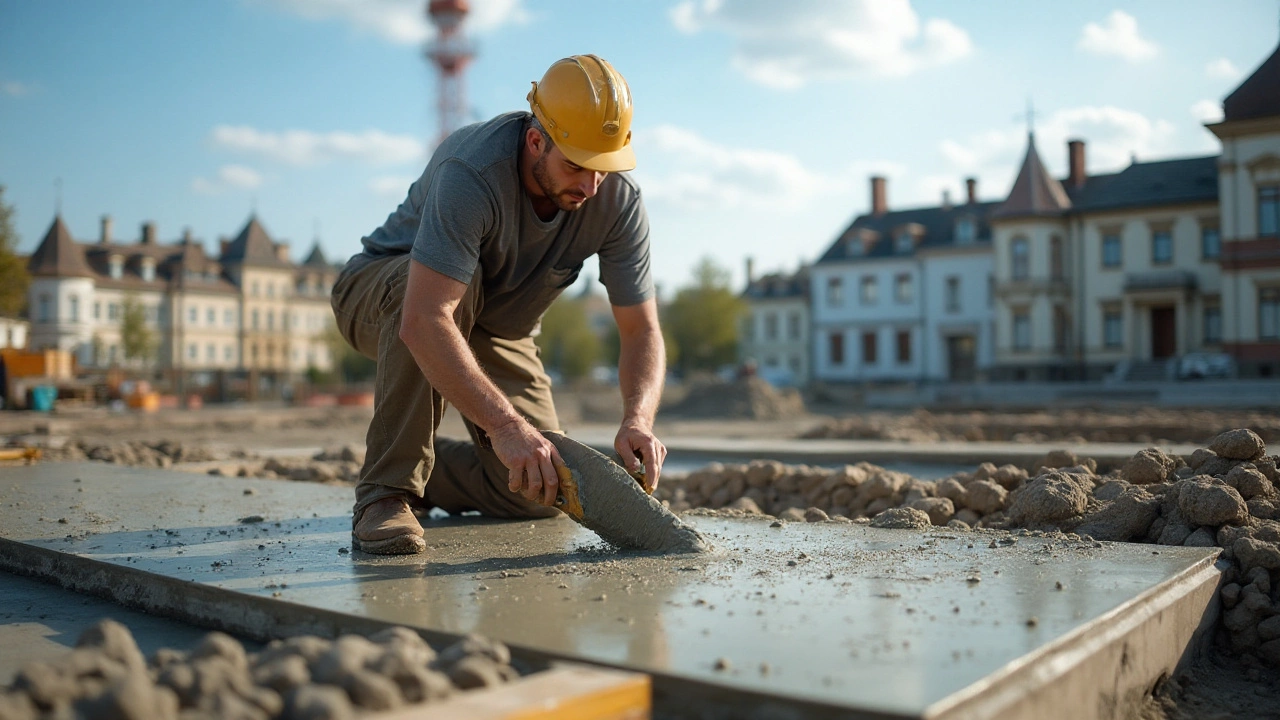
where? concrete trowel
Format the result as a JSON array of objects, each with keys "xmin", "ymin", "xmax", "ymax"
[{"xmin": 542, "ymin": 432, "xmax": 708, "ymax": 554}]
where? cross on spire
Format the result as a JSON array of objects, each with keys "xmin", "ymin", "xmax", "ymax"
[{"xmin": 1024, "ymin": 99, "xmax": 1039, "ymax": 137}]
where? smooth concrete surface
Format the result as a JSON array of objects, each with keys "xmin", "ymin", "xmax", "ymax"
[{"xmin": 0, "ymin": 462, "xmax": 1221, "ymax": 719}]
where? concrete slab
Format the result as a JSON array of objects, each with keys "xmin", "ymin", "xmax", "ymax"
[{"xmin": 0, "ymin": 462, "xmax": 1222, "ymax": 719}]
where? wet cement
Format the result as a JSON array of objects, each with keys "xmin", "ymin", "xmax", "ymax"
[
  {"xmin": 0, "ymin": 462, "xmax": 1221, "ymax": 718},
  {"xmin": 545, "ymin": 432, "xmax": 707, "ymax": 553}
]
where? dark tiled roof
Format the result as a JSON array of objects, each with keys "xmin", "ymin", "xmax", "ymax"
[
  {"xmin": 1223, "ymin": 42, "xmax": 1280, "ymax": 123},
  {"xmin": 993, "ymin": 134, "xmax": 1071, "ymax": 219},
  {"xmin": 743, "ymin": 267, "xmax": 810, "ymax": 299},
  {"xmin": 301, "ymin": 242, "xmax": 328, "ymax": 268},
  {"xmin": 28, "ymin": 216, "xmax": 94, "ymax": 278},
  {"xmin": 222, "ymin": 216, "xmax": 292, "ymax": 268},
  {"xmin": 1067, "ymin": 156, "xmax": 1218, "ymax": 212},
  {"xmin": 817, "ymin": 201, "xmax": 999, "ymax": 265}
]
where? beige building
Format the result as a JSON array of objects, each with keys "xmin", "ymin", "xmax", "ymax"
[
  {"xmin": 26, "ymin": 214, "xmax": 338, "ymax": 384},
  {"xmin": 991, "ymin": 39, "xmax": 1279, "ymax": 380}
]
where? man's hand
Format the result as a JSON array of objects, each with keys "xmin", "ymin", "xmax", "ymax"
[
  {"xmin": 615, "ymin": 421, "xmax": 665, "ymax": 493},
  {"xmin": 489, "ymin": 418, "xmax": 564, "ymax": 507}
]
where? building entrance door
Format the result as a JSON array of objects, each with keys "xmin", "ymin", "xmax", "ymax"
[
  {"xmin": 946, "ymin": 335, "xmax": 976, "ymax": 382},
  {"xmin": 1151, "ymin": 306, "xmax": 1176, "ymax": 359}
]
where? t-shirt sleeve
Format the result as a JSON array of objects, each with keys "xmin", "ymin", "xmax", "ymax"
[
  {"xmin": 409, "ymin": 159, "xmax": 496, "ymax": 284},
  {"xmin": 597, "ymin": 190, "xmax": 655, "ymax": 307}
]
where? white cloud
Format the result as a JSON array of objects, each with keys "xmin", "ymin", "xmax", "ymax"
[
  {"xmin": 935, "ymin": 106, "xmax": 1179, "ymax": 198},
  {"xmin": 1190, "ymin": 99, "xmax": 1224, "ymax": 124},
  {"xmin": 1078, "ymin": 11, "xmax": 1158, "ymax": 62},
  {"xmin": 211, "ymin": 126, "xmax": 425, "ymax": 166},
  {"xmin": 254, "ymin": 0, "xmax": 529, "ymax": 44},
  {"xmin": 370, "ymin": 175, "xmax": 418, "ymax": 200},
  {"xmin": 192, "ymin": 165, "xmax": 265, "ymax": 195},
  {"xmin": 2, "ymin": 81, "xmax": 29, "ymax": 96},
  {"xmin": 669, "ymin": 0, "xmax": 972, "ymax": 88},
  {"xmin": 634, "ymin": 125, "xmax": 903, "ymax": 213},
  {"xmin": 1204, "ymin": 58, "xmax": 1241, "ymax": 81}
]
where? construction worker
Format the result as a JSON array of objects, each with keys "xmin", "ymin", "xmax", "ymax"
[{"xmin": 331, "ymin": 55, "xmax": 666, "ymax": 555}]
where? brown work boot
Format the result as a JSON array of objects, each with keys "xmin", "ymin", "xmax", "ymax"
[{"xmin": 352, "ymin": 496, "xmax": 426, "ymax": 555}]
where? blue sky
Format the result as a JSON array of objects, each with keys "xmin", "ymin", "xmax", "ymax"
[{"xmin": 2, "ymin": 1, "xmax": 1277, "ymax": 295}]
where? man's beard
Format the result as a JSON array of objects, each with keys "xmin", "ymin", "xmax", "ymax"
[{"xmin": 532, "ymin": 153, "xmax": 587, "ymax": 212}]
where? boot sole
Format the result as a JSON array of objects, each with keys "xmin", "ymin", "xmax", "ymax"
[{"xmin": 350, "ymin": 531, "xmax": 426, "ymax": 555}]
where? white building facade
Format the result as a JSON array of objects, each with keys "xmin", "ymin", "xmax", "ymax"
[{"xmin": 740, "ymin": 263, "xmax": 810, "ymax": 386}]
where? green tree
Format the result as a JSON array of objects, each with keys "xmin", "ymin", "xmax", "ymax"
[
  {"xmin": 323, "ymin": 324, "xmax": 376, "ymax": 384},
  {"xmin": 0, "ymin": 186, "xmax": 30, "ymax": 317},
  {"xmin": 120, "ymin": 294, "xmax": 157, "ymax": 366},
  {"xmin": 662, "ymin": 257, "xmax": 744, "ymax": 374},
  {"xmin": 535, "ymin": 296, "xmax": 600, "ymax": 380}
]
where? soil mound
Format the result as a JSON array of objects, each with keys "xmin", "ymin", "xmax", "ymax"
[{"xmin": 664, "ymin": 377, "xmax": 805, "ymax": 421}]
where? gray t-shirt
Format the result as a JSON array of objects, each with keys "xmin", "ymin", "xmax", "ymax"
[{"xmin": 355, "ymin": 111, "xmax": 653, "ymax": 339}]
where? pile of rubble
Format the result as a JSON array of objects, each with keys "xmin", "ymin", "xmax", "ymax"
[
  {"xmin": 802, "ymin": 408, "xmax": 1280, "ymax": 445},
  {"xmin": 207, "ymin": 446, "xmax": 364, "ymax": 484},
  {"xmin": 0, "ymin": 620, "xmax": 519, "ymax": 720},
  {"xmin": 655, "ymin": 428, "xmax": 1280, "ymax": 666},
  {"xmin": 42, "ymin": 441, "xmax": 219, "ymax": 468},
  {"xmin": 663, "ymin": 377, "xmax": 806, "ymax": 421}
]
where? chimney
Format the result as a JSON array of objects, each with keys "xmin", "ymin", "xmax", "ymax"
[
  {"xmin": 745, "ymin": 257, "xmax": 755, "ymax": 284},
  {"xmin": 182, "ymin": 227, "xmax": 194, "ymax": 245},
  {"xmin": 141, "ymin": 221, "xmax": 156, "ymax": 245},
  {"xmin": 274, "ymin": 242, "xmax": 290, "ymax": 263},
  {"xmin": 100, "ymin": 215, "xmax": 112, "ymax": 244},
  {"xmin": 871, "ymin": 176, "xmax": 887, "ymax": 217},
  {"xmin": 1067, "ymin": 139, "xmax": 1087, "ymax": 189},
  {"xmin": 965, "ymin": 177, "xmax": 978, "ymax": 204},
  {"xmin": 942, "ymin": 189, "xmax": 953, "ymax": 211}
]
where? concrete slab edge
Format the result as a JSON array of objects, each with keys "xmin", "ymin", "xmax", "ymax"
[
  {"xmin": 924, "ymin": 554, "xmax": 1225, "ymax": 720},
  {"xmin": 0, "ymin": 537, "xmax": 911, "ymax": 720}
]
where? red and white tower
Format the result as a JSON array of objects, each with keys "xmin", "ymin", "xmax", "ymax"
[{"xmin": 424, "ymin": 0, "xmax": 475, "ymax": 147}]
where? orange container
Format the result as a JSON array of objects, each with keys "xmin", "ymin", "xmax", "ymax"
[{"xmin": 126, "ymin": 391, "xmax": 160, "ymax": 412}]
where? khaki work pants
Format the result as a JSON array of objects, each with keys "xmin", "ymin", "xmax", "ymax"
[{"xmin": 330, "ymin": 254, "xmax": 562, "ymax": 522}]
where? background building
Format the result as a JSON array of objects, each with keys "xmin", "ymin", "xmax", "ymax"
[{"xmin": 740, "ymin": 259, "xmax": 810, "ymax": 387}]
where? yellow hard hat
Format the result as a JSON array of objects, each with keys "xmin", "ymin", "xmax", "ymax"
[{"xmin": 528, "ymin": 55, "xmax": 635, "ymax": 172}]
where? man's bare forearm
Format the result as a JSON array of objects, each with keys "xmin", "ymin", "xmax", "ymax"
[
  {"xmin": 398, "ymin": 311, "xmax": 521, "ymax": 435},
  {"xmin": 618, "ymin": 324, "xmax": 665, "ymax": 428}
]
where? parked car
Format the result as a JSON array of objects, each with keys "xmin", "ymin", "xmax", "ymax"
[{"xmin": 1176, "ymin": 352, "xmax": 1236, "ymax": 380}]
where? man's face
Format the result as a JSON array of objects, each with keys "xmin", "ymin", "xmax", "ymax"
[{"xmin": 531, "ymin": 138, "xmax": 608, "ymax": 212}]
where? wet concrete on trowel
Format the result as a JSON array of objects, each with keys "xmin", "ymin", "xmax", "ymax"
[{"xmin": 0, "ymin": 462, "xmax": 1218, "ymax": 717}]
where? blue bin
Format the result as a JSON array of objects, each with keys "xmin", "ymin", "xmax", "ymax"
[{"xmin": 30, "ymin": 385, "xmax": 56, "ymax": 412}]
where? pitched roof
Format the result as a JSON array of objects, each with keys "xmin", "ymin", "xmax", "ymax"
[
  {"xmin": 1223, "ymin": 41, "xmax": 1280, "ymax": 123},
  {"xmin": 301, "ymin": 242, "xmax": 328, "ymax": 268},
  {"xmin": 743, "ymin": 266, "xmax": 810, "ymax": 300},
  {"xmin": 1067, "ymin": 155, "xmax": 1218, "ymax": 212},
  {"xmin": 221, "ymin": 216, "xmax": 291, "ymax": 268},
  {"xmin": 27, "ymin": 216, "xmax": 94, "ymax": 278},
  {"xmin": 993, "ymin": 134, "xmax": 1071, "ymax": 219},
  {"xmin": 817, "ymin": 201, "xmax": 998, "ymax": 265}
]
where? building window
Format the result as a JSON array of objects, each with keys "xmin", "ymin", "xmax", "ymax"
[
  {"xmin": 862, "ymin": 331, "xmax": 877, "ymax": 365},
  {"xmin": 1053, "ymin": 306, "xmax": 1069, "ymax": 353},
  {"xmin": 188, "ymin": 344, "xmax": 197, "ymax": 360},
  {"xmin": 69, "ymin": 295, "xmax": 79, "ymax": 322},
  {"xmin": 1102, "ymin": 234, "xmax": 1122, "ymax": 268},
  {"xmin": 108, "ymin": 303, "xmax": 120, "ymax": 321},
  {"xmin": 764, "ymin": 355, "xmax": 778, "ymax": 368},
  {"xmin": 895, "ymin": 230, "xmax": 914, "ymax": 254},
  {"xmin": 109, "ymin": 256, "xmax": 123, "ymax": 280},
  {"xmin": 1011, "ymin": 237, "xmax": 1029, "ymax": 280},
  {"xmin": 945, "ymin": 276, "xmax": 961, "ymax": 313},
  {"xmin": 267, "ymin": 283, "xmax": 275, "ymax": 298},
  {"xmin": 207, "ymin": 308, "xmax": 215, "ymax": 325},
  {"xmin": 93, "ymin": 301, "xmax": 101, "ymax": 320},
  {"xmin": 895, "ymin": 330, "xmax": 911, "ymax": 364},
  {"xmin": 1261, "ymin": 288, "xmax": 1280, "ymax": 340},
  {"xmin": 252, "ymin": 309, "xmax": 260, "ymax": 330},
  {"xmin": 742, "ymin": 316, "xmax": 755, "ymax": 343},
  {"xmin": 764, "ymin": 313, "xmax": 778, "ymax": 341},
  {"xmin": 251, "ymin": 281, "xmax": 260, "ymax": 297},
  {"xmin": 860, "ymin": 276, "xmax": 878, "ymax": 305},
  {"xmin": 1204, "ymin": 305, "xmax": 1222, "ymax": 345},
  {"xmin": 826, "ymin": 277, "xmax": 843, "ymax": 307},
  {"xmin": 894, "ymin": 273, "xmax": 913, "ymax": 304},
  {"xmin": 141, "ymin": 260, "xmax": 155, "ymax": 282},
  {"xmin": 955, "ymin": 218, "xmax": 975, "ymax": 245},
  {"xmin": 1103, "ymin": 307, "xmax": 1123, "ymax": 348},
  {"xmin": 225, "ymin": 309, "xmax": 235, "ymax": 327},
  {"xmin": 188, "ymin": 307, "xmax": 198, "ymax": 324},
  {"xmin": 38, "ymin": 295, "xmax": 51, "ymax": 323},
  {"xmin": 207, "ymin": 344, "xmax": 216, "ymax": 361},
  {"xmin": 267, "ymin": 311, "xmax": 275, "ymax": 331},
  {"xmin": 828, "ymin": 332, "xmax": 845, "ymax": 365},
  {"xmin": 224, "ymin": 345, "xmax": 234, "ymax": 362},
  {"xmin": 1201, "ymin": 226, "xmax": 1220, "ymax": 260},
  {"xmin": 1049, "ymin": 236, "xmax": 1064, "ymax": 279},
  {"xmin": 1260, "ymin": 186, "xmax": 1279, "ymax": 237},
  {"xmin": 1152, "ymin": 230, "xmax": 1173, "ymax": 265},
  {"xmin": 787, "ymin": 312, "xmax": 801, "ymax": 341},
  {"xmin": 1013, "ymin": 309, "xmax": 1031, "ymax": 351}
]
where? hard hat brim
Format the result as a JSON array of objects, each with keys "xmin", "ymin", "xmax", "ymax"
[{"xmin": 554, "ymin": 140, "xmax": 636, "ymax": 173}]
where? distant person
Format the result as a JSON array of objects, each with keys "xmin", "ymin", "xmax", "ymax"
[{"xmin": 332, "ymin": 55, "xmax": 666, "ymax": 554}]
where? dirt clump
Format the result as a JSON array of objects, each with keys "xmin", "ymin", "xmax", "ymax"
[
  {"xmin": 3, "ymin": 621, "xmax": 522, "ymax": 719},
  {"xmin": 663, "ymin": 377, "xmax": 806, "ymax": 421}
]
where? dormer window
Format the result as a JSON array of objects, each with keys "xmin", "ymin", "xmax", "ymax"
[
  {"xmin": 108, "ymin": 254, "xmax": 124, "ymax": 280},
  {"xmin": 847, "ymin": 237, "xmax": 864, "ymax": 256},
  {"xmin": 895, "ymin": 229, "xmax": 915, "ymax": 254},
  {"xmin": 955, "ymin": 217, "xmax": 975, "ymax": 245},
  {"xmin": 141, "ymin": 258, "xmax": 156, "ymax": 282}
]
